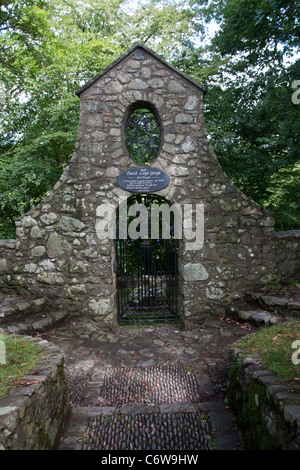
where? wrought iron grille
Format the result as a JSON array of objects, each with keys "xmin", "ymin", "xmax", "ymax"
[
  {"xmin": 115, "ymin": 195, "xmax": 179, "ymax": 324},
  {"xmin": 115, "ymin": 237, "xmax": 178, "ymax": 324},
  {"xmin": 125, "ymin": 108, "xmax": 160, "ymax": 164}
]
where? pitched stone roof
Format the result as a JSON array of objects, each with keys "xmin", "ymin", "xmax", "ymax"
[{"xmin": 75, "ymin": 42, "xmax": 207, "ymax": 96}]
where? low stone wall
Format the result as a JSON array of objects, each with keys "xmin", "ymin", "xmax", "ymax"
[
  {"xmin": 274, "ymin": 230, "xmax": 300, "ymax": 282},
  {"xmin": 227, "ymin": 343, "xmax": 300, "ymax": 450},
  {"xmin": 0, "ymin": 336, "xmax": 70, "ymax": 450},
  {"xmin": 0, "ymin": 240, "xmax": 21, "ymax": 293}
]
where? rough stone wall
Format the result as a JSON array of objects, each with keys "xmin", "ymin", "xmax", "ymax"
[
  {"xmin": 0, "ymin": 240, "xmax": 19, "ymax": 293},
  {"xmin": 0, "ymin": 337, "xmax": 69, "ymax": 450},
  {"xmin": 228, "ymin": 344, "xmax": 300, "ymax": 450},
  {"xmin": 274, "ymin": 231, "xmax": 300, "ymax": 282},
  {"xmin": 0, "ymin": 45, "xmax": 286, "ymax": 327}
]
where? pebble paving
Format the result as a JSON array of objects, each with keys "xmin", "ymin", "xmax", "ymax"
[
  {"xmin": 99, "ymin": 365, "xmax": 201, "ymax": 406},
  {"xmin": 82, "ymin": 412, "xmax": 214, "ymax": 451},
  {"xmin": 46, "ymin": 317, "xmax": 256, "ymax": 450},
  {"xmin": 208, "ymin": 362, "xmax": 230, "ymax": 400},
  {"xmin": 67, "ymin": 365, "xmax": 94, "ymax": 407}
]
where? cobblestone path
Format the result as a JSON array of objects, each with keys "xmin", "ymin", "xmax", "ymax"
[{"xmin": 43, "ymin": 316, "xmax": 256, "ymax": 451}]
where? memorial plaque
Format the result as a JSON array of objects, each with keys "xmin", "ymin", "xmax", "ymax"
[{"xmin": 117, "ymin": 167, "xmax": 170, "ymax": 193}]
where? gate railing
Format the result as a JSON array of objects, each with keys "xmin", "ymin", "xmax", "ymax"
[{"xmin": 115, "ymin": 237, "xmax": 178, "ymax": 323}]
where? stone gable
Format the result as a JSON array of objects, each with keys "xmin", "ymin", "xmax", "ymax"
[{"xmin": 0, "ymin": 44, "xmax": 281, "ymax": 328}]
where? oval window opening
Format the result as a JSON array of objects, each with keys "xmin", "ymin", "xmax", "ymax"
[{"xmin": 125, "ymin": 108, "xmax": 160, "ymax": 164}]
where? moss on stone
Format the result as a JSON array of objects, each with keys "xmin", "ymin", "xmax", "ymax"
[{"xmin": 228, "ymin": 346, "xmax": 299, "ymax": 450}]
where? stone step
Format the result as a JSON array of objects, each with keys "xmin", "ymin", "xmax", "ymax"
[
  {"xmin": 245, "ymin": 288, "xmax": 300, "ymax": 316},
  {"xmin": 0, "ymin": 293, "xmax": 69, "ymax": 334},
  {"xmin": 225, "ymin": 304, "xmax": 288, "ymax": 327},
  {"xmin": 60, "ymin": 404, "xmax": 217, "ymax": 451},
  {"xmin": 0, "ymin": 309, "xmax": 69, "ymax": 335},
  {"xmin": 0, "ymin": 295, "xmax": 49, "ymax": 321}
]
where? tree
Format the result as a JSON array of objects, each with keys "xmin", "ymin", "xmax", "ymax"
[
  {"xmin": 0, "ymin": 0, "xmax": 127, "ymax": 237},
  {"xmin": 1, "ymin": 0, "xmax": 298, "ymax": 237},
  {"xmin": 0, "ymin": 0, "xmax": 207, "ymax": 238},
  {"xmin": 187, "ymin": 0, "xmax": 300, "ymax": 229}
]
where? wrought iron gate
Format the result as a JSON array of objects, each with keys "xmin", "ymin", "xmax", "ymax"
[{"xmin": 115, "ymin": 236, "xmax": 178, "ymax": 323}]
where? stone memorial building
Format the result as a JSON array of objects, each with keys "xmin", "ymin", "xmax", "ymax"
[{"xmin": 0, "ymin": 43, "xmax": 298, "ymax": 329}]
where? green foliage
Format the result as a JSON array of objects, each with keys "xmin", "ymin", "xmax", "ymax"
[
  {"xmin": 125, "ymin": 0, "xmax": 204, "ymax": 56},
  {"xmin": 204, "ymin": 64, "xmax": 300, "ymax": 229},
  {"xmin": 0, "ymin": 0, "xmax": 299, "ymax": 237},
  {"xmin": 188, "ymin": 0, "xmax": 300, "ymax": 230},
  {"xmin": 237, "ymin": 321, "xmax": 300, "ymax": 386},
  {"xmin": 0, "ymin": 0, "xmax": 127, "ymax": 237},
  {"xmin": 0, "ymin": 0, "xmax": 203, "ymax": 238},
  {"xmin": 211, "ymin": 0, "xmax": 300, "ymax": 57}
]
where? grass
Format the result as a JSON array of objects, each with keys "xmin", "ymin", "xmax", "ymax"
[
  {"xmin": 237, "ymin": 320, "xmax": 300, "ymax": 390},
  {"xmin": 0, "ymin": 334, "xmax": 42, "ymax": 400}
]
